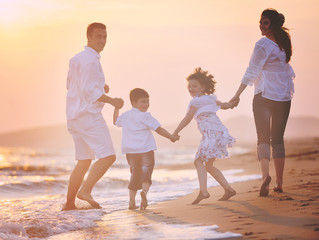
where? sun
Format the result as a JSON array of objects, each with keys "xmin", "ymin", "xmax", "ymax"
[{"xmin": 0, "ymin": 1, "xmax": 21, "ymax": 26}]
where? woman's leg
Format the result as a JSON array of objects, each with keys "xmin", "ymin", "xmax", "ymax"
[
  {"xmin": 253, "ymin": 94, "xmax": 272, "ymax": 196},
  {"xmin": 271, "ymin": 100, "xmax": 291, "ymax": 190},
  {"xmin": 206, "ymin": 159, "xmax": 236, "ymax": 200},
  {"xmin": 273, "ymin": 158, "xmax": 285, "ymax": 189}
]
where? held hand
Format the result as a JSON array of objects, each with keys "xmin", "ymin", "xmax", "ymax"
[
  {"xmin": 112, "ymin": 98, "xmax": 124, "ymax": 109},
  {"xmin": 104, "ymin": 84, "xmax": 110, "ymax": 93},
  {"xmin": 229, "ymin": 96, "xmax": 240, "ymax": 108},
  {"xmin": 170, "ymin": 133, "xmax": 180, "ymax": 142},
  {"xmin": 228, "ymin": 100, "xmax": 239, "ymax": 109}
]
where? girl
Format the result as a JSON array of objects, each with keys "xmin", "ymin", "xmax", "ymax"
[{"xmin": 173, "ymin": 67, "xmax": 237, "ymax": 204}]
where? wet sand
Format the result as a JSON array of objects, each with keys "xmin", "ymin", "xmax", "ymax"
[
  {"xmin": 47, "ymin": 138, "xmax": 319, "ymax": 240},
  {"xmin": 141, "ymin": 138, "xmax": 319, "ymax": 239}
]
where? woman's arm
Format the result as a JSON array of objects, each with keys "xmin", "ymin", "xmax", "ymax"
[
  {"xmin": 173, "ymin": 106, "xmax": 197, "ymax": 135},
  {"xmin": 230, "ymin": 83, "xmax": 247, "ymax": 103}
]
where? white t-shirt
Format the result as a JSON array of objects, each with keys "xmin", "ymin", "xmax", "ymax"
[
  {"xmin": 66, "ymin": 46, "xmax": 105, "ymax": 121},
  {"xmin": 115, "ymin": 108, "xmax": 161, "ymax": 154},
  {"xmin": 188, "ymin": 95, "xmax": 221, "ymax": 118},
  {"xmin": 241, "ymin": 37, "xmax": 295, "ymax": 101}
]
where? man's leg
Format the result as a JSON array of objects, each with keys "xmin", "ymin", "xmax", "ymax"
[
  {"xmin": 63, "ymin": 160, "xmax": 91, "ymax": 210},
  {"xmin": 77, "ymin": 155, "xmax": 116, "ymax": 208}
]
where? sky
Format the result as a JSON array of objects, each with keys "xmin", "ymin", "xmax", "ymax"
[{"xmin": 0, "ymin": 0, "xmax": 318, "ymax": 133}]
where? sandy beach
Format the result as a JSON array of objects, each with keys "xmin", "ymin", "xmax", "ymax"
[
  {"xmin": 1, "ymin": 138, "xmax": 318, "ymax": 239},
  {"xmin": 131, "ymin": 138, "xmax": 319, "ymax": 240}
]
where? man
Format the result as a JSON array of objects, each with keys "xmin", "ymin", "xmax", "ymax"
[{"xmin": 63, "ymin": 22, "xmax": 124, "ymax": 210}]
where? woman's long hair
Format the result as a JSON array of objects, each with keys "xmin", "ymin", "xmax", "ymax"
[{"xmin": 262, "ymin": 9, "xmax": 292, "ymax": 63}]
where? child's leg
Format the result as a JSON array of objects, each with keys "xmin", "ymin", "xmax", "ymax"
[
  {"xmin": 140, "ymin": 151, "xmax": 155, "ymax": 210},
  {"xmin": 194, "ymin": 158, "xmax": 209, "ymax": 195},
  {"xmin": 128, "ymin": 189, "xmax": 138, "ymax": 209},
  {"xmin": 206, "ymin": 159, "xmax": 236, "ymax": 200},
  {"xmin": 191, "ymin": 158, "xmax": 210, "ymax": 204},
  {"xmin": 142, "ymin": 182, "xmax": 151, "ymax": 194}
]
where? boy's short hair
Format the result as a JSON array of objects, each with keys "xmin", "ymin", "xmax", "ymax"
[
  {"xmin": 129, "ymin": 88, "xmax": 149, "ymax": 104},
  {"xmin": 87, "ymin": 22, "xmax": 106, "ymax": 38}
]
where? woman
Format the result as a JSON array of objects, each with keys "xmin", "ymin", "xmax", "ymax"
[{"xmin": 230, "ymin": 9, "xmax": 295, "ymax": 196}]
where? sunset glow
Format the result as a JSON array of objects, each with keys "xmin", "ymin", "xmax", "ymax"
[{"xmin": 0, "ymin": 0, "xmax": 318, "ymax": 134}]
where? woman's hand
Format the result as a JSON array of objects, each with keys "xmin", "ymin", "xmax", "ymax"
[{"xmin": 229, "ymin": 96, "xmax": 240, "ymax": 108}]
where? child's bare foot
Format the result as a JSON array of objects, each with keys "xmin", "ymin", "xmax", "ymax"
[
  {"xmin": 191, "ymin": 191, "xmax": 210, "ymax": 205},
  {"xmin": 62, "ymin": 203, "xmax": 78, "ymax": 211},
  {"xmin": 140, "ymin": 191, "xmax": 148, "ymax": 210},
  {"xmin": 218, "ymin": 189, "xmax": 236, "ymax": 201},
  {"xmin": 77, "ymin": 192, "xmax": 102, "ymax": 209}
]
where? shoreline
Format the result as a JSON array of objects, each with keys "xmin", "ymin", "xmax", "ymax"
[{"xmin": 140, "ymin": 138, "xmax": 319, "ymax": 239}]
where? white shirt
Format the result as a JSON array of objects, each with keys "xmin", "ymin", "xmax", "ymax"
[
  {"xmin": 66, "ymin": 46, "xmax": 105, "ymax": 121},
  {"xmin": 241, "ymin": 37, "xmax": 295, "ymax": 101},
  {"xmin": 115, "ymin": 108, "xmax": 161, "ymax": 154},
  {"xmin": 188, "ymin": 95, "xmax": 220, "ymax": 118}
]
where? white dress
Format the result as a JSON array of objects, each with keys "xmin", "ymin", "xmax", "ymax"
[{"xmin": 189, "ymin": 94, "xmax": 235, "ymax": 162}]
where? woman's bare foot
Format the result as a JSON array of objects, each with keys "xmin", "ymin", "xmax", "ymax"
[
  {"xmin": 218, "ymin": 189, "xmax": 236, "ymax": 201},
  {"xmin": 260, "ymin": 175, "xmax": 271, "ymax": 197},
  {"xmin": 77, "ymin": 192, "xmax": 102, "ymax": 209}
]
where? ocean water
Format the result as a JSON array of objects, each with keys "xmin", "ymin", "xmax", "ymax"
[{"xmin": 0, "ymin": 146, "xmax": 260, "ymax": 239}]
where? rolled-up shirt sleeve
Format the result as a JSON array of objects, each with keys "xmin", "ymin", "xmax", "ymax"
[
  {"xmin": 81, "ymin": 61, "xmax": 104, "ymax": 104},
  {"xmin": 241, "ymin": 43, "xmax": 269, "ymax": 86},
  {"xmin": 142, "ymin": 113, "xmax": 161, "ymax": 130}
]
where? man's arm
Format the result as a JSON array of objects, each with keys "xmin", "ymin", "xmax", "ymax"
[{"xmin": 97, "ymin": 95, "xmax": 124, "ymax": 109}]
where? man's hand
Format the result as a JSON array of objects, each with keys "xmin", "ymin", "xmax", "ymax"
[
  {"xmin": 104, "ymin": 84, "xmax": 110, "ymax": 93},
  {"xmin": 111, "ymin": 98, "xmax": 124, "ymax": 109}
]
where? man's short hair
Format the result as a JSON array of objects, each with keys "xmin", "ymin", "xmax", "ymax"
[
  {"xmin": 87, "ymin": 22, "xmax": 106, "ymax": 38},
  {"xmin": 129, "ymin": 88, "xmax": 149, "ymax": 104}
]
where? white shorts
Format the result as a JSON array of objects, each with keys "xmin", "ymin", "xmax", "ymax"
[{"xmin": 67, "ymin": 112, "xmax": 115, "ymax": 160}]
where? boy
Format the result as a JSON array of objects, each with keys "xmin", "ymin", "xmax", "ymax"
[{"xmin": 113, "ymin": 88, "xmax": 179, "ymax": 210}]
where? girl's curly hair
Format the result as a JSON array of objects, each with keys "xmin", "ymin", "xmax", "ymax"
[{"xmin": 186, "ymin": 67, "xmax": 216, "ymax": 94}]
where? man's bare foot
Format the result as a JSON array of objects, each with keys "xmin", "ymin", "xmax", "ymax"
[
  {"xmin": 77, "ymin": 193, "xmax": 102, "ymax": 209},
  {"xmin": 62, "ymin": 203, "xmax": 78, "ymax": 211}
]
